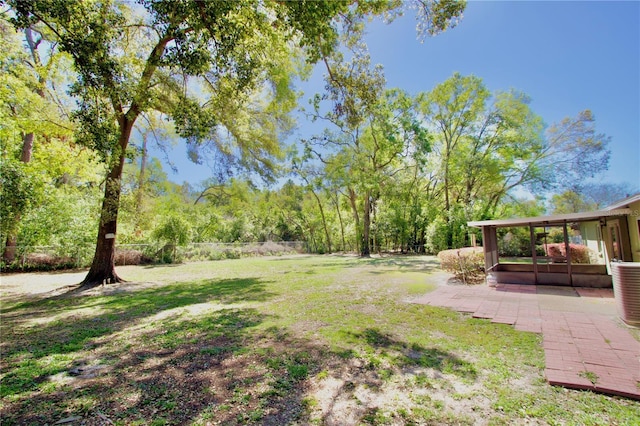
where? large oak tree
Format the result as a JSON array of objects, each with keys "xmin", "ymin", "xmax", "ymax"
[{"xmin": 6, "ymin": 0, "xmax": 366, "ymax": 288}]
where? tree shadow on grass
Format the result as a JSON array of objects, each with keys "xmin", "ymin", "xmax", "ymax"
[
  {"xmin": 0, "ymin": 277, "xmax": 274, "ymax": 401},
  {"xmin": 1, "ymin": 276, "xmax": 274, "ymax": 318},
  {"xmin": 1, "ymin": 307, "xmax": 270, "ymax": 425},
  {"xmin": 349, "ymin": 327, "xmax": 478, "ymax": 381},
  {"xmin": 1, "ymin": 313, "xmax": 337, "ymax": 426},
  {"xmin": 3, "ymin": 320, "xmax": 478, "ymax": 426}
]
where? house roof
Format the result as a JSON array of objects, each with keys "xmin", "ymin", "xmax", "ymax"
[
  {"xmin": 604, "ymin": 193, "xmax": 640, "ymax": 211},
  {"xmin": 467, "ymin": 208, "xmax": 631, "ymax": 228}
]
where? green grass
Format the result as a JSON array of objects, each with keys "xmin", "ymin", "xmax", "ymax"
[{"xmin": 1, "ymin": 255, "xmax": 638, "ymax": 425}]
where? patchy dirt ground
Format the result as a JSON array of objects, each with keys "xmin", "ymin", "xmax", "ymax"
[
  {"xmin": 3, "ymin": 259, "xmax": 636, "ymax": 426},
  {"xmin": 1, "ymin": 269, "xmax": 515, "ymax": 425}
]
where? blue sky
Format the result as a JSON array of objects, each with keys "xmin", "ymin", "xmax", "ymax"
[{"xmin": 159, "ymin": 0, "xmax": 639, "ymax": 190}]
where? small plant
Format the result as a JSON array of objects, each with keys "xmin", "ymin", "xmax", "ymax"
[
  {"xmin": 248, "ymin": 409, "xmax": 264, "ymax": 422},
  {"xmin": 378, "ymin": 369, "xmax": 393, "ymax": 381},
  {"xmin": 361, "ymin": 407, "xmax": 388, "ymax": 424},
  {"xmin": 414, "ymin": 373, "xmax": 435, "ymax": 388},
  {"xmin": 579, "ymin": 370, "xmax": 599, "ymax": 385},
  {"xmin": 301, "ymin": 396, "xmax": 319, "ymax": 409},
  {"xmin": 316, "ymin": 370, "xmax": 329, "ymax": 380},
  {"xmin": 287, "ymin": 363, "xmax": 309, "ymax": 380}
]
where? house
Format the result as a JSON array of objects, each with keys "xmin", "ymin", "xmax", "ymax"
[
  {"xmin": 467, "ymin": 193, "xmax": 640, "ymax": 287},
  {"xmin": 602, "ymin": 193, "xmax": 640, "ymax": 263}
]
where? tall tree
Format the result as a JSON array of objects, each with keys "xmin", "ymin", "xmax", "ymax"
[
  {"xmin": 291, "ymin": 152, "xmax": 333, "ymax": 253},
  {"xmin": 549, "ymin": 190, "xmax": 597, "ymax": 214},
  {"xmin": 419, "ymin": 73, "xmax": 610, "ymax": 248},
  {"xmin": 0, "ymin": 19, "xmax": 74, "ymax": 263},
  {"xmin": 305, "ymin": 0, "xmax": 465, "ymax": 255},
  {"xmin": 538, "ymin": 110, "xmax": 611, "ymax": 191},
  {"xmin": 419, "ymin": 73, "xmax": 546, "ymax": 246},
  {"xmin": 310, "ymin": 85, "xmax": 430, "ymax": 256},
  {"xmin": 420, "ymin": 73, "xmax": 490, "ymax": 221},
  {"xmin": 6, "ymin": 0, "xmax": 363, "ymax": 288}
]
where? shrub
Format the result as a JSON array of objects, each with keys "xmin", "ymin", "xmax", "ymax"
[
  {"xmin": 545, "ymin": 244, "xmax": 563, "ymax": 258},
  {"xmin": 543, "ymin": 243, "xmax": 591, "ymax": 264},
  {"xmin": 437, "ymin": 247, "xmax": 484, "ymax": 284},
  {"xmin": 2, "ymin": 252, "xmax": 76, "ymax": 272},
  {"xmin": 114, "ymin": 249, "xmax": 152, "ymax": 266}
]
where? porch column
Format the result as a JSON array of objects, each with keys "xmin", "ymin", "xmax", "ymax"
[
  {"xmin": 530, "ymin": 225, "xmax": 538, "ymax": 284},
  {"xmin": 482, "ymin": 226, "xmax": 498, "ymax": 271},
  {"xmin": 563, "ymin": 221, "xmax": 572, "ymax": 286}
]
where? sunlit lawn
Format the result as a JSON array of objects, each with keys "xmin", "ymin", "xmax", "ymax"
[{"xmin": 1, "ymin": 255, "xmax": 638, "ymax": 425}]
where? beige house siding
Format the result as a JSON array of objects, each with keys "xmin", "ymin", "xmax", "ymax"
[
  {"xmin": 579, "ymin": 221, "xmax": 605, "ymax": 264},
  {"xmin": 627, "ymin": 200, "xmax": 640, "ymax": 262}
]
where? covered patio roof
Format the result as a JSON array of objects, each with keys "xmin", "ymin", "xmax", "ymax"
[{"xmin": 468, "ymin": 208, "xmax": 631, "ymax": 228}]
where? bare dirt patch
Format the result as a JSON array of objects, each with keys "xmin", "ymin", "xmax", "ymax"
[{"xmin": 1, "ymin": 270, "xmax": 89, "ymax": 297}]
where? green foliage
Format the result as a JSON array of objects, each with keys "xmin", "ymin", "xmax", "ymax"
[
  {"xmin": 19, "ymin": 188, "xmax": 100, "ymax": 247},
  {"xmin": 550, "ymin": 190, "xmax": 598, "ymax": 214},
  {"xmin": 418, "ymin": 73, "xmax": 546, "ymax": 248},
  {"xmin": 6, "ymin": 0, "xmax": 395, "ymax": 282},
  {"xmin": 0, "ymin": 160, "xmax": 37, "ymax": 239},
  {"xmin": 425, "ymin": 217, "xmax": 450, "ymax": 254},
  {"xmin": 497, "ymin": 227, "xmax": 532, "ymax": 257},
  {"xmin": 0, "ymin": 20, "xmax": 68, "ymax": 144},
  {"xmin": 6, "ymin": 0, "xmax": 365, "ymax": 172},
  {"xmin": 0, "ymin": 0, "xmax": 620, "ymax": 268},
  {"xmin": 152, "ymin": 216, "xmax": 191, "ymax": 247}
]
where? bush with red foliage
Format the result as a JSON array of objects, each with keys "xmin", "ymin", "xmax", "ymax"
[{"xmin": 543, "ymin": 243, "xmax": 591, "ymax": 264}]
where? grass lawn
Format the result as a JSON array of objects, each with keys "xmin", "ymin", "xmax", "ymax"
[{"xmin": 1, "ymin": 255, "xmax": 638, "ymax": 425}]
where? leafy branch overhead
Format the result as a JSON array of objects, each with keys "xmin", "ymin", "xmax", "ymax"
[
  {"xmin": 3, "ymin": 0, "xmax": 467, "ymax": 284},
  {"xmin": 1, "ymin": 0, "xmax": 622, "ymax": 279}
]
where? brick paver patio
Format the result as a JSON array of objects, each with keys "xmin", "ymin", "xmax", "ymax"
[{"xmin": 413, "ymin": 284, "xmax": 640, "ymax": 400}]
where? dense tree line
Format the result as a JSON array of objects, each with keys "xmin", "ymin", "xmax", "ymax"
[{"xmin": 1, "ymin": 0, "xmax": 630, "ymax": 279}]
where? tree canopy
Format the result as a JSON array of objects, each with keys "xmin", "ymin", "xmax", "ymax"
[
  {"xmin": 1, "ymin": 0, "xmax": 628, "ymax": 278},
  {"xmin": 7, "ymin": 0, "xmax": 444, "ymax": 286}
]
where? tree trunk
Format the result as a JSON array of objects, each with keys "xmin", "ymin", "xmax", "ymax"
[
  {"xmin": 79, "ymin": 121, "xmax": 134, "ymax": 288},
  {"xmin": 3, "ymin": 234, "xmax": 18, "ymax": 264},
  {"xmin": 21, "ymin": 132, "xmax": 34, "ymax": 163},
  {"xmin": 331, "ymin": 191, "xmax": 346, "ymax": 251},
  {"xmin": 348, "ymin": 187, "xmax": 361, "ymax": 255},
  {"xmin": 361, "ymin": 191, "xmax": 371, "ymax": 257},
  {"xmin": 310, "ymin": 188, "xmax": 332, "ymax": 253},
  {"xmin": 134, "ymin": 133, "xmax": 148, "ymax": 235},
  {"xmin": 136, "ymin": 133, "xmax": 148, "ymax": 215}
]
